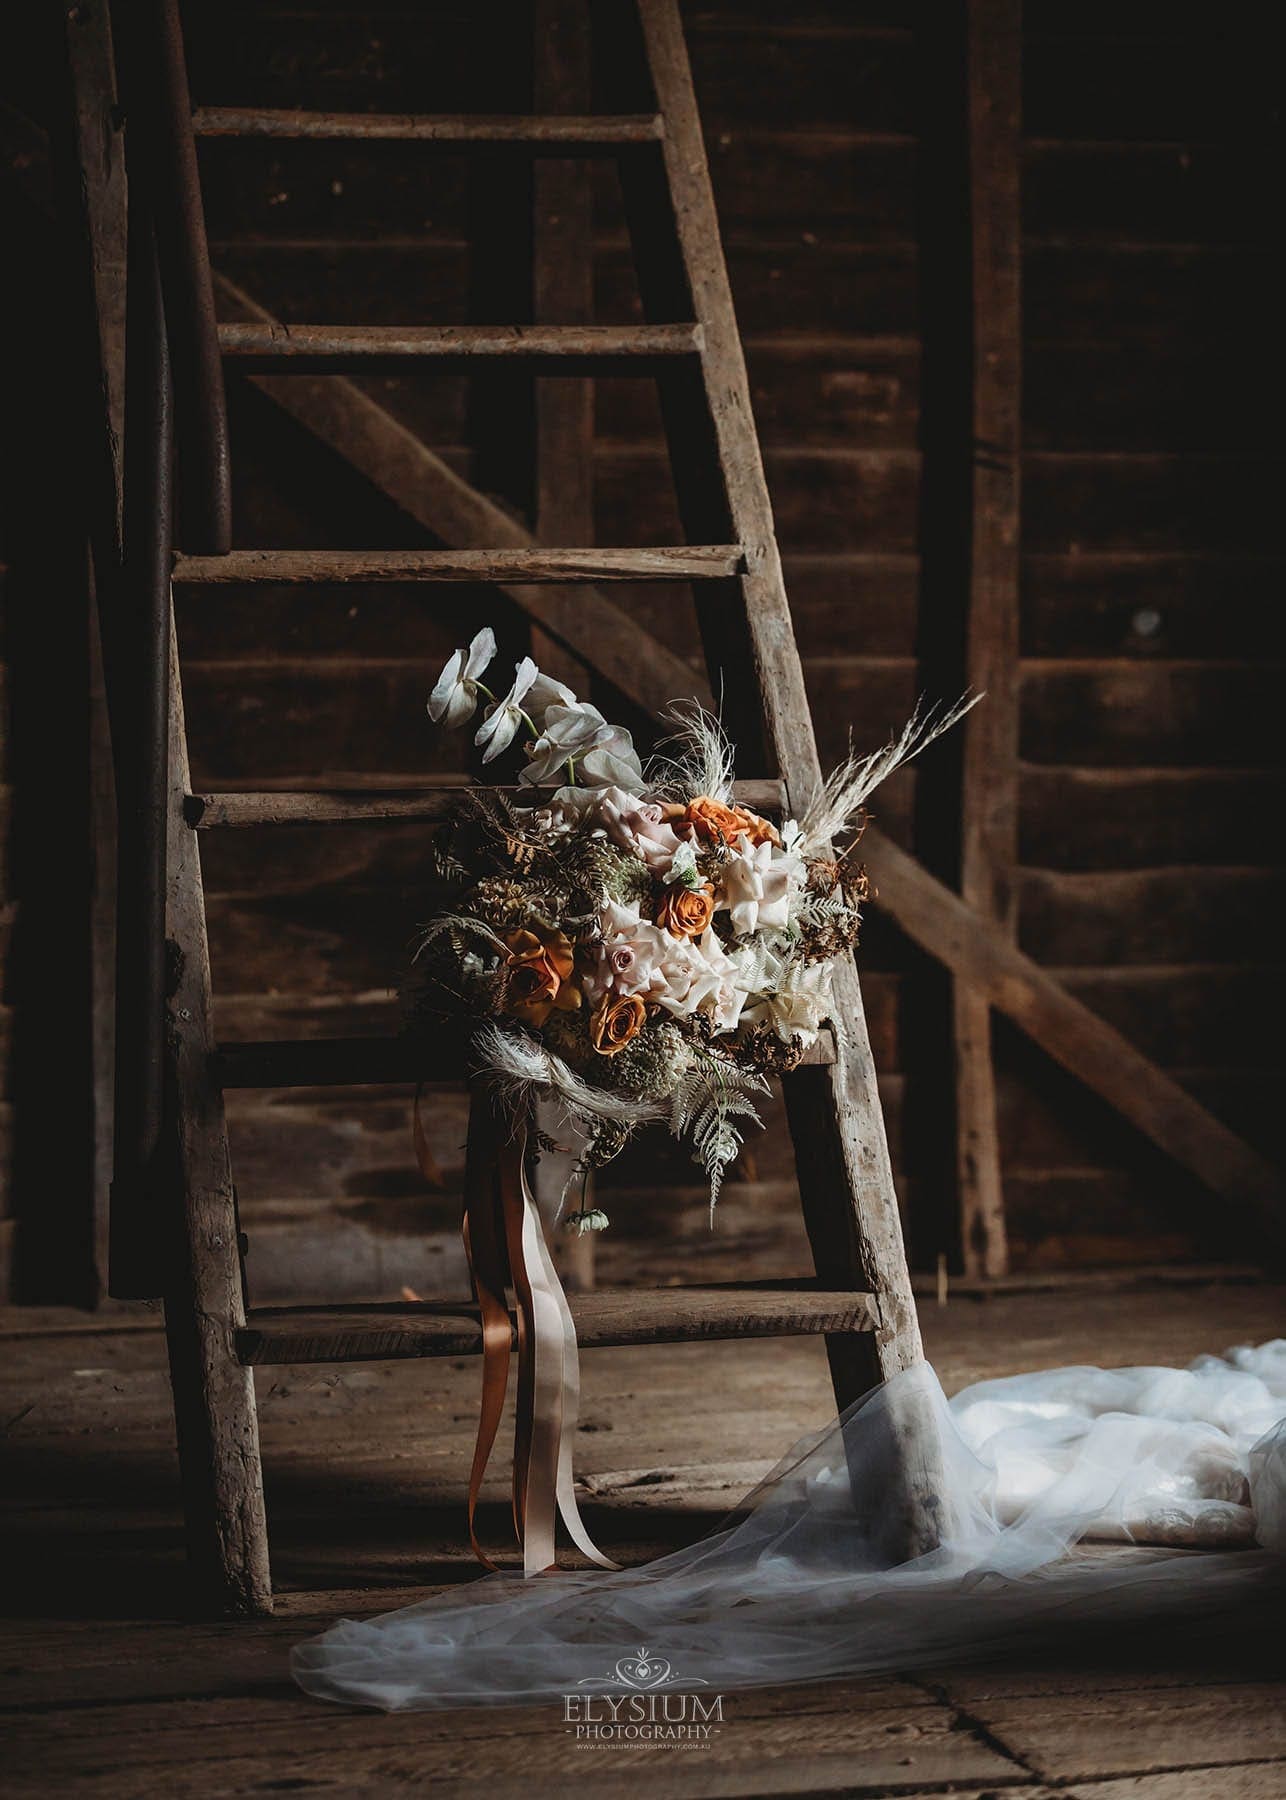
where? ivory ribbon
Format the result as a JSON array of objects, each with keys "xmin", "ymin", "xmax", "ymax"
[{"xmin": 462, "ymin": 1103, "xmax": 618, "ymax": 1576}]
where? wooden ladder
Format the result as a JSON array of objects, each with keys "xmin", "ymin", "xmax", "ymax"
[{"xmin": 110, "ymin": 0, "xmax": 937, "ymax": 1615}]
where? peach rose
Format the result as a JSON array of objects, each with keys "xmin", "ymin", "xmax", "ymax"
[
  {"xmin": 655, "ymin": 881, "xmax": 716, "ymax": 939},
  {"xmin": 588, "ymin": 992, "xmax": 647, "ymax": 1056},
  {"xmin": 502, "ymin": 927, "xmax": 579, "ymax": 1026},
  {"xmin": 671, "ymin": 795, "xmax": 780, "ymax": 849}
]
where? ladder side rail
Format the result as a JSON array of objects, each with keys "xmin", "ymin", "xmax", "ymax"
[
  {"xmin": 122, "ymin": 0, "xmax": 231, "ymax": 553},
  {"xmin": 632, "ymin": 0, "xmax": 927, "ymax": 1395},
  {"xmin": 162, "ymin": 613, "xmax": 272, "ymax": 1613},
  {"xmin": 605, "ymin": 40, "xmax": 766, "ymax": 760},
  {"xmin": 109, "ymin": 191, "xmax": 173, "ymax": 1301},
  {"xmin": 634, "ymin": 0, "xmax": 943, "ymax": 1555}
]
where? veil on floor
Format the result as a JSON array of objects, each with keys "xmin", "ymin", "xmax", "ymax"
[{"xmin": 292, "ymin": 1340, "xmax": 1286, "ymax": 1711}]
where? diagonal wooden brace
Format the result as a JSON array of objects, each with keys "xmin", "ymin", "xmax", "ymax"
[
  {"xmin": 213, "ymin": 274, "xmax": 708, "ymax": 721},
  {"xmin": 214, "ymin": 276, "xmax": 1284, "ymax": 1253}
]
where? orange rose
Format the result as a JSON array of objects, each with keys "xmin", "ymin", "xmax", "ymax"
[
  {"xmin": 589, "ymin": 992, "xmax": 647, "ymax": 1056},
  {"xmin": 676, "ymin": 795, "xmax": 780, "ymax": 848},
  {"xmin": 502, "ymin": 927, "xmax": 579, "ymax": 1026},
  {"xmin": 655, "ymin": 881, "xmax": 716, "ymax": 939}
]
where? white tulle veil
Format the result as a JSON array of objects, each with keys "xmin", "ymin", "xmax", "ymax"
[{"xmin": 292, "ymin": 1341, "xmax": 1286, "ymax": 1711}]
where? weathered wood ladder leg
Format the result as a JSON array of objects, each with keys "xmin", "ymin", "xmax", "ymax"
[
  {"xmin": 632, "ymin": 0, "xmax": 942, "ymax": 1544},
  {"xmin": 163, "ymin": 618, "xmax": 272, "ymax": 1614}
]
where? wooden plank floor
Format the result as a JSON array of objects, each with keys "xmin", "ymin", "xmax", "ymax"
[{"xmin": 2, "ymin": 1279, "xmax": 1284, "ymax": 1797}]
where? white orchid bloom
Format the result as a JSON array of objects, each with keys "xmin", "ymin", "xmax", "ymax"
[
  {"xmin": 525, "ymin": 670, "xmax": 579, "ymax": 717},
  {"xmin": 474, "ymin": 657, "xmax": 538, "ymax": 764},
  {"xmin": 519, "ymin": 702, "xmax": 604, "ymax": 784},
  {"xmin": 578, "ymin": 727, "xmax": 645, "ymax": 790},
  {"xmin": 519, "ymin": 702, "xmax": 645, "ymax": 792},
  {"xmin": 427, "ymin": 627, "xmax": 497, "ymax": 728}
]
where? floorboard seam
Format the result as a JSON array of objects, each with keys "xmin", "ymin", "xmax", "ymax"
[
  {"xmin": 1039, "ymin": 1754, "xmax": 1286, "ymax": 1787},
  {"xmin": 909, "ymin": 1678, "xmax": 1046, "ymax": 1786}
]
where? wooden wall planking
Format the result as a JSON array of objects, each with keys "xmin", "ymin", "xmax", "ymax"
[
  {"xmin": 2, "ymin": 1, "xmax": 1280, "ymax": 1297},
  {"xmin": 174, "ymin": 0, "xmax": 1283, "ymax": 1288}
]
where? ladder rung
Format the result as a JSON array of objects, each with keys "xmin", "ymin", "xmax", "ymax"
[
  {"xmin": 215, "ymin": 1026, "xmax": 835, "ymax": 1089},
  {"xmin": 188, "ymin": 778, "xmax": 788, "ymax": 829},
  {"xmin": 173, "ymin": 545, "xmax": 741, "ymax": 585},
  {"xmin": 192, "ymin": 109, "xmax": 665, "ymax": 146},
  {"xmin": 216, "ymin": 1036, "xmax": 463, "ymax": 1088},
  {"xmin": 216, "ymin": 323, "xmax": 700, "ymax": 369},
  {"xmin": 235, "ymin": 1285, "xmax": 877, "ymax": 1365}
]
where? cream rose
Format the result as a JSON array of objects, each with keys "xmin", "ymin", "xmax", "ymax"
[
  {"xmin": 547, "ymin": 785, "xmax": 683, "ymax": 874},
  {"xmin": 741, "ymin": 963, "xmax": 832, "ymax": 1048},
  {"xmin": 717, "ymin": 837, "xmax": 800, "ymax": 936},
  {"xmin": 582, "ymin": 901, "xmax": 704, "ymax": 1010}
]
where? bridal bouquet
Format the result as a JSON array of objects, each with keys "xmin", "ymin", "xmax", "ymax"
[{"xmin": 409, "ymin": 627, "xmax": 973, "ymax": 1227}]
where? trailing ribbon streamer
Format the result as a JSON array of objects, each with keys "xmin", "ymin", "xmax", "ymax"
[{"xmin": 461, "ymin": 1091, "xmax": 618, "ymax": 1576}]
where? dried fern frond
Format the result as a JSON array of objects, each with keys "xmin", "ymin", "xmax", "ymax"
[
  {"xmin": 409, "ymin": 911, "xmax": 509, "ymax": 963},
  {"xmin": 669, "ymin": 1043, "xmax": 769, "ymax": 1217}
]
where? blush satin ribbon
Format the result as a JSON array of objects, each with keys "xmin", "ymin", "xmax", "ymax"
[{"xmin": 461, "ymin": 1096, "xmax": 619, "ymax": 1577}]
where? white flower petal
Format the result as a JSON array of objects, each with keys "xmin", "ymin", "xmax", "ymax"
[
  {"xmin": 427, "ymin": 647, "xmax": 466, "ymax": 723},
  {"xmin": 462, "ymin": 627, "xmax": 497, "ymax": 683},
  {"xmin": 509, "ymin": 656, "xmax": 539, "ymax": 706},
  {"xmin": 475, "ymin": 707, "xmax": 520, "ymax": 762},
  {"xmin": 474, "ymin": 656, "xmax": 540, "ymax": 763},
  {"xmin": 527, "ymin": 671, "xmax": 578, "ymax": 715}
]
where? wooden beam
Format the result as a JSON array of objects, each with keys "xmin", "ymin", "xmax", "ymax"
[
  {"xmin": 214, "ymin": 273, "xmax": 1283, "ymax": 1250},
  {"xmin": 863, "ymin": 826, "xmax": 1286, "ymax": 1255},
  {"xmin": 954, "ymin": 0, "xmax": 1022, "ymax": 1279},
  {"xmin": 212, "ymin": 273, "xmax": 713, "ymax": 721},
  {"xmin": 214, "ymin": 1027, "xmax": 836, "ymax": 1090},
  {"xmin": 216, "ymin": 321, "xmax": 702, "ymax": 370},
  {"xmin": 187, "ymin": 778, "xmax": 788, "ymax": 829},
  {"xmin": 173, "ymin": 546, "xmax": 741, "ymax": 584},
  {"xmin": 192, "ymin": 109, "xmax": 665, "ymax": 145},
  {"xmin": 235, "ymin": 1286, "xmax": 877, "ymax": 1365}
]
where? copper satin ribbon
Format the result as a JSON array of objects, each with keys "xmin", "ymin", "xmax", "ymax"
[{"xmin": 462, "ymin": 1102, "xmax": 619, "ymax": 1576}]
